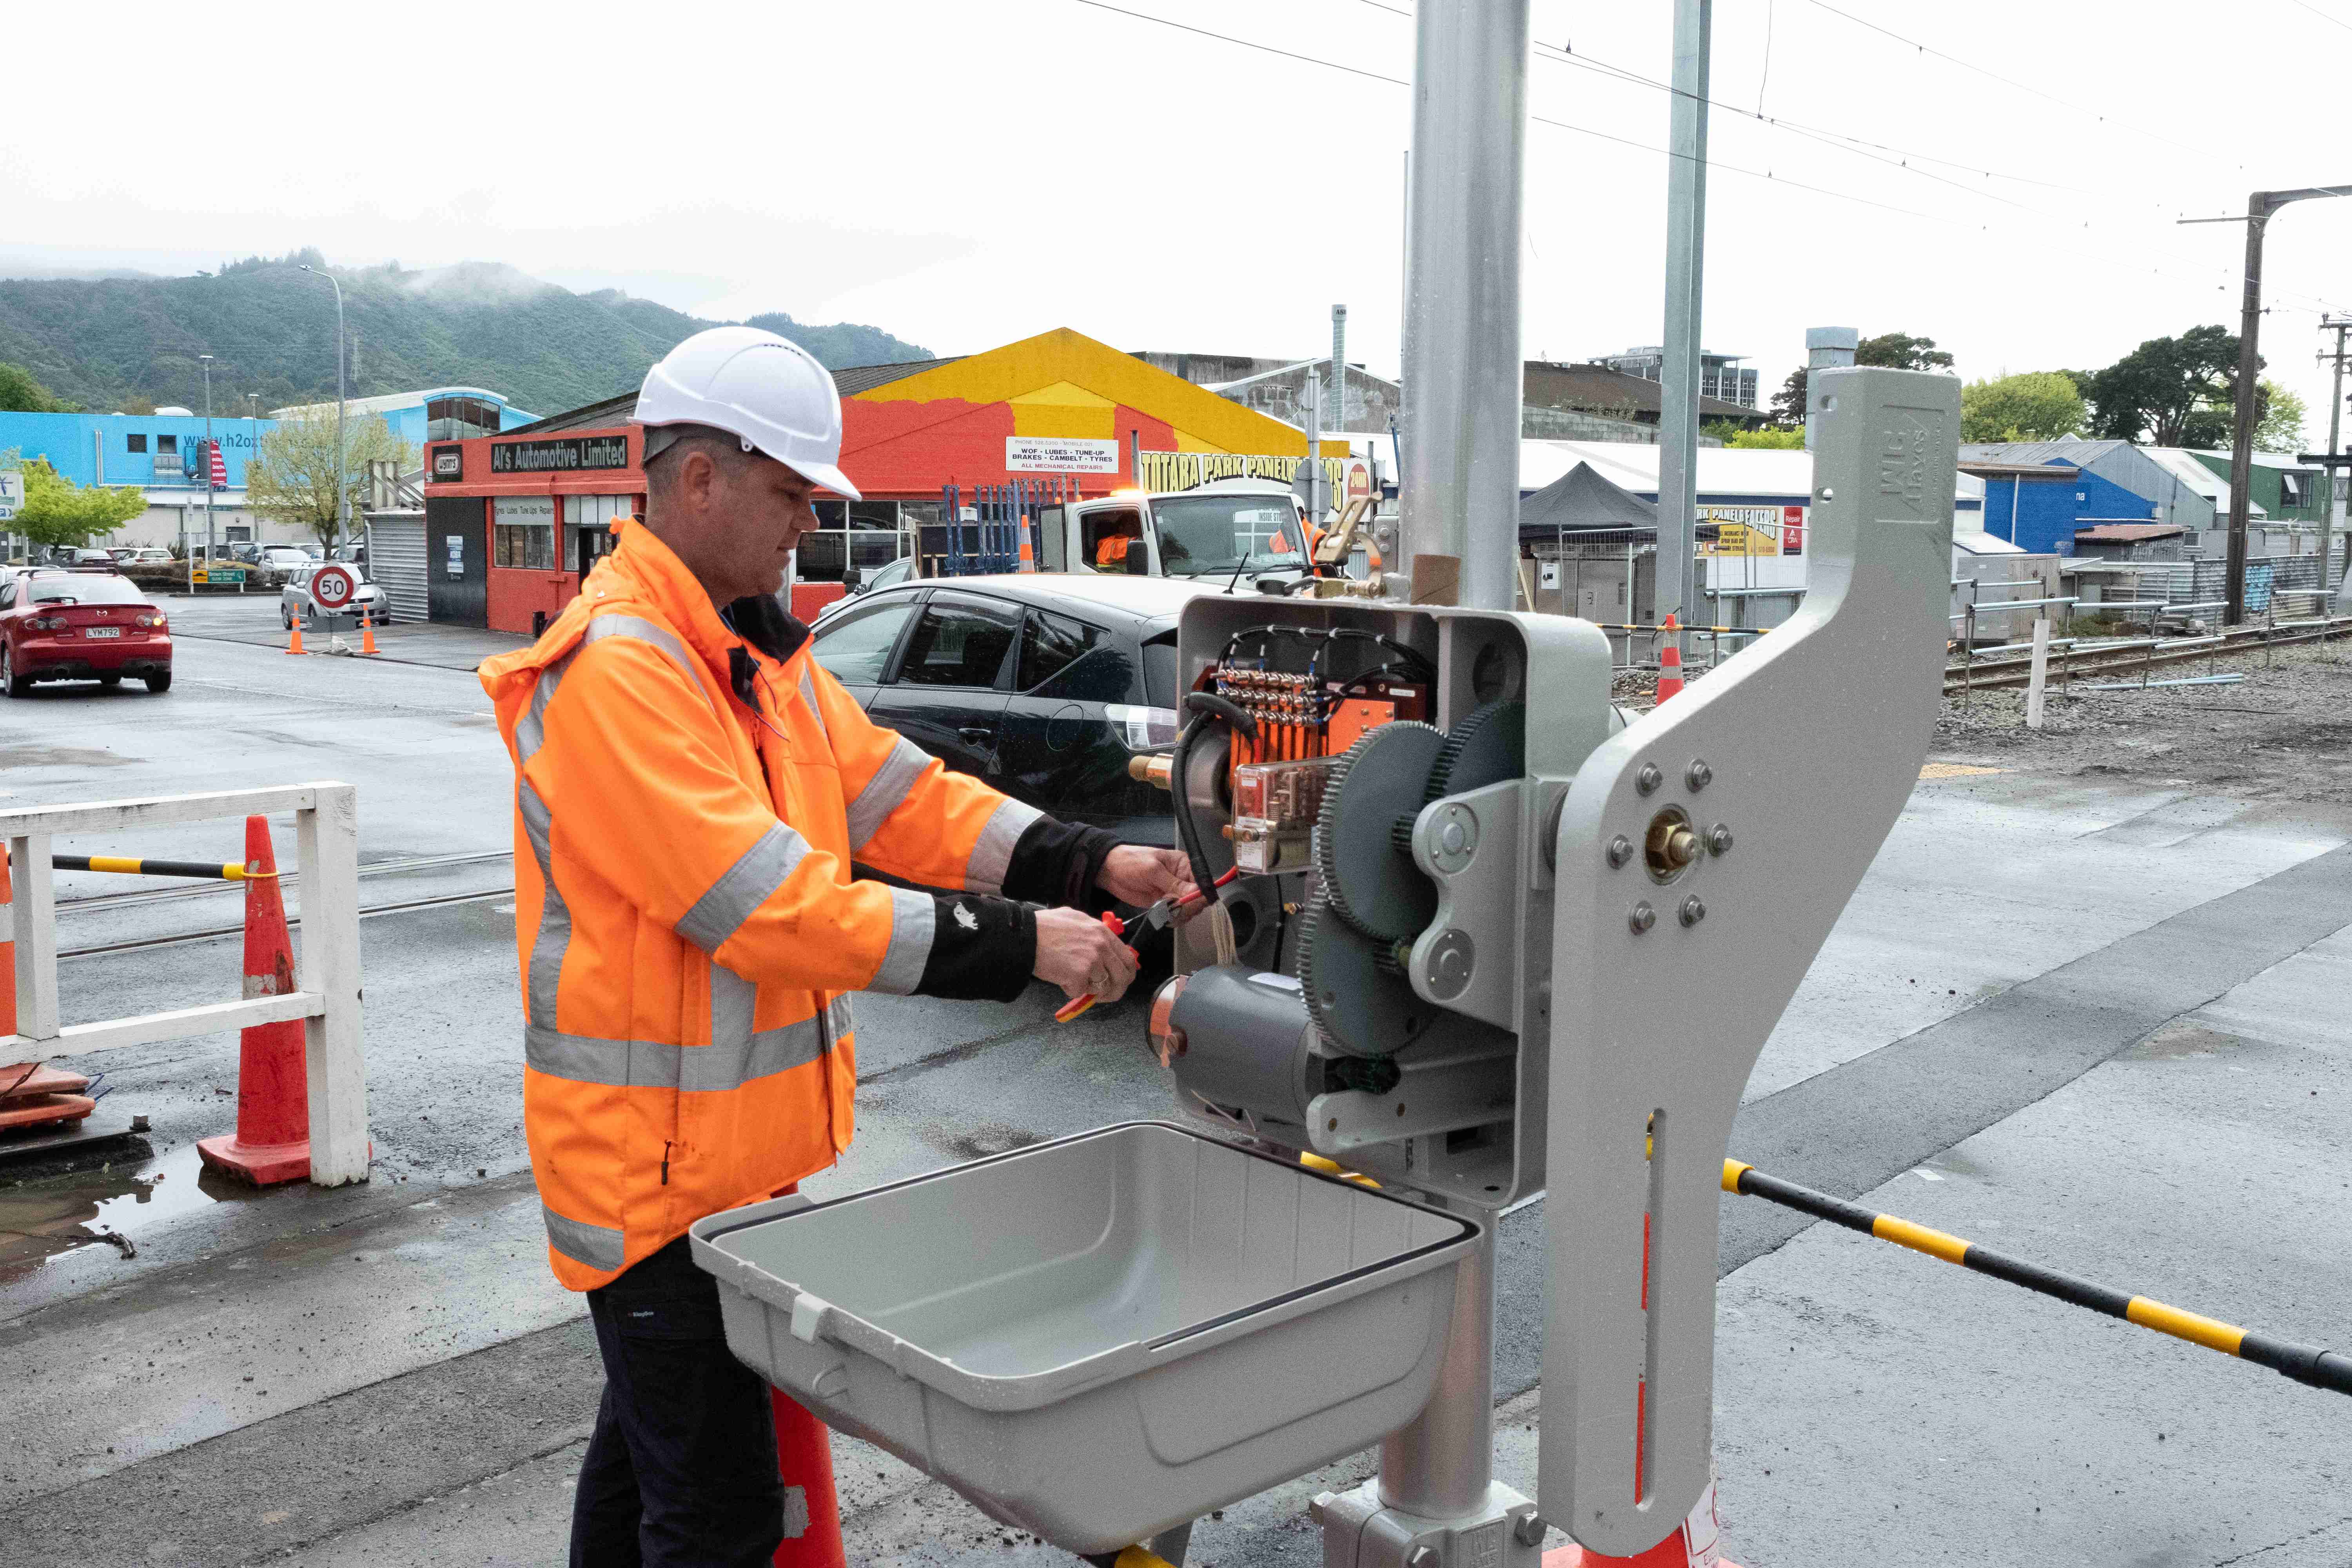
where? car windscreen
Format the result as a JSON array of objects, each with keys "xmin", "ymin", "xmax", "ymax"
[
  {"xmin": 1151, "ymin": 495, "xmax": 1305, "ymax": 577},
  {"xmin": 29, "ymin": 576, "xmax": 145, "ymax": 605}
]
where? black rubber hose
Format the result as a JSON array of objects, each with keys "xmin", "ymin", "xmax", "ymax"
[
  {"xmin": 1184, "ymin": 689, "xmax": 1256, "ymax": 737},
  {"xmin": 1168, "ymin": 709, "xmax": 1220, "ymax": 909}
]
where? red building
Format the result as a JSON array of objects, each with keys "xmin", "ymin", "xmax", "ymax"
[{"xmin": 421, "ymin": 327, "xmax": 1336, "ymax": 634}]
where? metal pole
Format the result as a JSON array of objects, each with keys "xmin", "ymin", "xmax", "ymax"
[
  {"xmin": 1332, "ymin": 303, "xmax": 1348, "ymax": 435},
  {"xmin": 1655, "ymin": 0, "xmax": 1711, "ymax": 640},
  {"xmin": 2223, "ymin": 195, "xmax": 2266, "ymax": 626},
  {"xmin": 1378, "ymin": 1216, "xmax": 1497, "ymax": 1516},
  {"xmin": 1399, "ymin": 0, "xmax": 1528, "ymax": 611},
  {"xmin": 304, "ymin": 264, "xmax": 348, "ymax": 552},
  {"xmin": 200, "ymin": 356, "xmax": 214, "ymax": 565},
  {"xmin": 2323, "ymin": 317, "xmax": 2348, "ymax": 601}
]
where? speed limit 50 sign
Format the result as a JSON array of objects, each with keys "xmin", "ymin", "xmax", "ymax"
[{"xmin": 310, "ymin": 564, "xmax": 357, "ymax": 610}]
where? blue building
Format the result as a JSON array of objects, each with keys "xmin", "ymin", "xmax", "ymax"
[
  {"xmin": 1960, "ymin": 440, "xmax": 2241, "ymax": 556},
  {"xmin": 0, "ymin": 386, "xmax": 535, "ymax": 554}
]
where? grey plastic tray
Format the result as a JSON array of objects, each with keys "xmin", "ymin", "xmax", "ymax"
[{"xmin": 690, "ymin": 1121, "xmax": 1479, "ymax": 1553}]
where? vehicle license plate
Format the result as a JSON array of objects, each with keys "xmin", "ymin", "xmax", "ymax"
[{"xmin": 84, "ymin": 627, "xmax": 122, "ymax": 639}]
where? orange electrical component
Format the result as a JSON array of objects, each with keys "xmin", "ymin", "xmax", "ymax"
[{"xmin": 1328, "ymin": 698, "xmax": 1398, "ymax": 753}]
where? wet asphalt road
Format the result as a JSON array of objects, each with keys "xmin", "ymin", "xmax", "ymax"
[{"xmin": 4, "ymin": 600, "xmax": 2350, "ymax": 1567}]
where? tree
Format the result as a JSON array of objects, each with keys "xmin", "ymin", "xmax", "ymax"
[
  {"xmin": 2254, "ymin": 379, "xmax": 2306, "ymax": 454},
  {"xmin": 1, "ymin": 450, "xmax": 147, "ymax": 549},
  {"xmin": 1724, "ymin": 425, "xmax": 1806, "ymax": 449},
  {"xmin": 1856, "ymin": 332, "xmax": 1956, "ymax": 372},
  {"xmin": 0, "ymin": 362, "xmax": 76, "ymax": 413},
  {"xmin": 2085, "ymin": 325, "xmax": 2247, "ymax": 447},
  {"xmin": 1959, "ymin": 371, "xmax": 2086, "ymax": 443},
  {"xmin": 245, "ymin": 412, "xmax": 417, "ymax": 548},
  {"xmin": 1769, "ymin": 332, "xmax": 1955, "ymax": 431}
]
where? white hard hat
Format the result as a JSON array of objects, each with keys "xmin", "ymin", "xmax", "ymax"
[{"xmin": 633, "ymin": 326, "xmax": 862, "ymax": 499}]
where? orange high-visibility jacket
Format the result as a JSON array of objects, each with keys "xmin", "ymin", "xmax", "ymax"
[{"xmin": 481, "ymin": 520, "xmax": 1103, "ymax": 1291}]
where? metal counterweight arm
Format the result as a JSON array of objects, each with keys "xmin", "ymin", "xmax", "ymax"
[{"xmin": 1722, "ymin": 1160, "xmax": 2352, "ymax": 1398}]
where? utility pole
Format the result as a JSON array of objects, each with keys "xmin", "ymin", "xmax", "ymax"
[
  {"xmin": 1331, "ymin": 303, "xmax": 1348, "ymax": 436},
  {"xmin": 2183, "ymin": 186, "xmax": 2352, "ymax": 622},
  {"xmin": 2321, "ymin": 316, "xmax": 2350, "ymax": 603},
  {"xmin": 1655, "ymin": 0, "xmax": 1711, "ymax": 646},
  {"xmin": 301, "ymin": 263, "xmax": 349, "ymax": 550},
  {"xmin": 200, "ymin": 355, "xmax": 216, "ymax": 565}
]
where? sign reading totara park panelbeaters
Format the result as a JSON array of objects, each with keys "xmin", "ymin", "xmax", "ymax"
[
  {"xmin": 489, "ymin": 436, "xmax": 632, "ymax": 475},
  {"xmin": 1005, "ymin": 436, "xmax": 1120, "ymax": 473}
]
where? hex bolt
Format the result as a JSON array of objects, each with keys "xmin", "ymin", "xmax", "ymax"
[
  {"xmin": 1513, "ymin": 1514, "xmax": 1549, "ymax": 1548},
  {"xmin": 1635, "ymin": 762, "xmax": 1663, "ymax": 796},
  {"xmin": 1685, "ymin": 758, "xmax": 1713, "ymax": 791},
  {"xmin": 1629, "ymin": 901, "xmax": 1657, "ymax": 934},
  {"xmin": 1708, "ymin": 823, "xmax": 1734, "ymax": 855},
  {"xmin": 1680, "ymin": 894, "xmax": 1706, "ymax": 927},
  {"xmin": 1606, "ymin": 834, "xmax": 1634, "ymax": 869}
]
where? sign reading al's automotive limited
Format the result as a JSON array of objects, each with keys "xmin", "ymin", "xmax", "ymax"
[
  {"xmin": 1005, "ymin": 436, "xmax": 1120, "ymax": 473},
  {"xmin": 490, "ymin": 435, "xmax": 632, "ymax": 475}
]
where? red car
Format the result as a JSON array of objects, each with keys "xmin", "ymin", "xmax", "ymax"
[{"xmin": 1, "ymin": 569, "xmax": 172, "ymax": 697}]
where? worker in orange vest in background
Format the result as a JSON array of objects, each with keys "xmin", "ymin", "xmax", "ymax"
[{"xmin": 481, "ymin": 327, "xmax": 1193, "ymax": 1568}]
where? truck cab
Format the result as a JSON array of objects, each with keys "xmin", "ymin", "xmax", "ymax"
[{"xmin": 1034, "ymin": 479, "xmax": 1316, "ymax": 590}]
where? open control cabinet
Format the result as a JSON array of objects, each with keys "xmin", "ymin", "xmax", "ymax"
[{"xmin": 1160, "ymin": 595, "xmax": 1616, "ymax": 1210}]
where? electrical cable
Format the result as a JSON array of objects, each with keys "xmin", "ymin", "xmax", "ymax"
[{"xmin": 2287, "ymin": 0, "xmax": 2352, "ymax": 31}]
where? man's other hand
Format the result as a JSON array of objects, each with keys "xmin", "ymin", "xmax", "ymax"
[
  {"xmin": 1034, "ymin": 907, "xmax": 1140, "ymax": 1003},
  {"xmin": 1097, "ymin": 845, "xmax": 1195, "ymax": 909}
]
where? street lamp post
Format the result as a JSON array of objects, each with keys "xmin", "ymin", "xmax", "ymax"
[
  {"xmin": 199, "ymin": 355, "xmax": 216, "ymax": 569},
  {"xmin": 300, "ymin": 263, "xmax": 348, "ymax": 550}
]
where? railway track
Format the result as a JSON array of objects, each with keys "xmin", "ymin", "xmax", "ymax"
[{"xmin": 1945, "ymin": 616, "xmax": 2352, "ymax": 694}]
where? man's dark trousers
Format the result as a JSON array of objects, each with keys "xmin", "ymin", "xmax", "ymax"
[{"xmin": 570, "ymin": 1234, "xmax": 783, "ymax": 1567}]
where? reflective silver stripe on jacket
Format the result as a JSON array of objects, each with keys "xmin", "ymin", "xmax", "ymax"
[
  {"xmin": 515, "ymin": 657, "xmax": 575, "ymax": 1033},
  {"xmin": 828, "ymin": 994, "xmax": 853, "ymax": 1039},
  {"xmin": 844, "ymin": 738, "xmax": 932, "ymax": 851},
  {"xmin": 799, "ymin": 665, "xmax": 828, "ymax": 744},
  {"xmin": 966, "ymin": 798, "xmax": 1044, "ymax": 897},
  {"xmin": 581, "ymin": 613, "xmax": 709, "ymax": 699},
  {"xmin": 675, "ymin": 822, "xmax": 810, "ymax": 954},
  {"xmin": 543, "ymin": 1205, "xmax": 624, "ymax": 1272},
  {"xmin": 526, "ymin": 1014, "xmax": 828, "ymax": 1091},
  {"xmin": 867, "ymin": 888, "xmax": 935, "ymax": 995}
]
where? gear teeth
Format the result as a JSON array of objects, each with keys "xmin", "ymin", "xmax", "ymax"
[
  {"xmin": 1372, "ymin": 940, "xmax": 1407, "ymax": 979},
  {"xmin": 1314, "ymin": 719, "xmax": 1445, "ymax": 940},
  {"xmin": 1297, "ymin": 893, "xmax": 1340, "ymax": 1043},
  {"xmin": 1389, "ymin": 813, "xmax": 1419, "ymax": 858},
  {"xmin": 1427, "ymin": 701, "xmax": 1528, "ymax": 804}
]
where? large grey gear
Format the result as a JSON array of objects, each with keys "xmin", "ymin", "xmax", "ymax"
[
  {"xmin": 1312, "ymin": 719, "xmax": 1445, "ymax": 941},
  {"xmin": 1426, "ymin": 701, "xmax": 1527, "ymax": 802},
  {"xmin": 1298, "ymin": 890, "xmax": 1436, "ymax": 1058}
]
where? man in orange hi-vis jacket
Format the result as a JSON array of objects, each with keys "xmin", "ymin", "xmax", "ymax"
[{"xmin": 481, "ymin": 327, "xmax": 1191, "ymax": 1568}]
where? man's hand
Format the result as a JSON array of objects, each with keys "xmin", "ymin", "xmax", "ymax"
[
  {"xmin": 1097, "ymin": 845, "xmax": 1195, "ymax": 909},
  {"xmin": 1034, "ymin": 907, "xmax": 1140, "ymax": 1003}
]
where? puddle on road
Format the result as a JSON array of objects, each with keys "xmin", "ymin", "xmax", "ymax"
[
  {"xmin": 0, "ymin": 743, "xmax": 134, "ymax": 769},
  {"xmin": 0, "ymin": 1143, "xmax": 259, "ymax": 1283}
]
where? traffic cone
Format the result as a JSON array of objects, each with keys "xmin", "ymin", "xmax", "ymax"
[
  {"xmin": 285, "ymin": 615, "xmax": 305, "ymax": 655},
  {"xmin": 359, "ymin": 604, "xmax": 378, "ymax": 655},
  {"xmin": 197, "ymin": 817, "xmax": 312, "ymax": 1185},
  {"xmin": 1655, "ymin": 615, "xmax": 1684, "ymax": 703},
  {"xmin": 1016, "ymin": 515, "xmax": 1038, "ymax": 573},
  {"xmin": 770, "ymin": 1383, "xmax": 845, "ymax": 1565},
  {"xmin": 1, "ymin": 849, "xmax": 15, "ymax": 1039},
  {"xmin": 1543, "ymin": 1474, "xmax": 1736, "ymax": 1566}
]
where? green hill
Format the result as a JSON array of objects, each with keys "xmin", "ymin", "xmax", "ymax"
[{"xmin": 0, "ymin": 249, "xmax": 932, "ymax": 418}]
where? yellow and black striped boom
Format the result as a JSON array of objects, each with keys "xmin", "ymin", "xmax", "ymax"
[
  {"xmin": 1723, "ymin": 1159, "xmax": 2352, "ymax": 1399},
  {"xmin": 52, "ymin": 855, "xmax": 256, "ymax": 881}
]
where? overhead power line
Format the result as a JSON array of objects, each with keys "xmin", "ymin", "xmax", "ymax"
[
  {"xmin": 2286, "ymin": 0, "xmax": 2352, "ymax": 32},
  {"xmin": 1791, "ymin": 0, "xmax": 2235, "ymax": 170},
  {"xmin": 1066, "ymin": 0, "xmax": 1944, "ymax": 221}
]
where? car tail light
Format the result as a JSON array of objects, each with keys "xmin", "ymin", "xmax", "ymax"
[
  {"xmin": 1103, "ymin": 703, "xmax": 1180, "ymax": 750},
  {"xmin": 136, "ymin": 613, "xmax": 167, "ymax": 629},
  {"xmin": 27, "ymin": 615, "xmax": 65, "ymax": 631}
]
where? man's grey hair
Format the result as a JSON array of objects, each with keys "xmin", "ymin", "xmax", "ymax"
[{"xmin": 642, "ymin": 424, "xmax": 761, "ymax": 505}]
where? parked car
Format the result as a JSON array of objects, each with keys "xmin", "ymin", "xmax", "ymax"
[
  {"xmin": 107, "ymin": 547, "xmax": 137, "ymax": 562},
  {"xmin": 331, "ymin": 543, "xmax": 368, "ymax": 566},
  {"xmin": 808, "ymin": 573, "xmax": 1200, "ymax": 846},
  {"xmin": 281, "ymin": 562, "xmax": 390, "ymax": 628},
  {"xmin": 0, "ymin": 569, "xmax": 172, "ymax": 696},
  {"xmin": 58, "ymin": 548, "xmax": 118, "ymax": 568},
  {"xmin": 125, "ymin": 548, "xmax": 174, "ymax": 565},
  {"xmin": 230, "ymin": 543, "xmax": 267, "ymax": 564},
  {"xmin": 258, "ymin": 545, "xmax": 313, "ymax": 572}
]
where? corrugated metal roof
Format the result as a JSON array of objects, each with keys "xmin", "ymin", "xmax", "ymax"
[
  {"xmin": 2076, "ymin": 523, "xmax": 2185, "ymax": 542},
  {"xmin": 498, "ymin": 392, "xmax": 639, "ymax": 437},
  {"xmin": 831, "ymin": 357, "xmax": 965, "ymax": 396}
]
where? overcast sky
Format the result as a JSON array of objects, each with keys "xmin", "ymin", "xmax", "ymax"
[{"xmin": 8, "ymin": 0, "xmax": 2350, "ymax": 440}]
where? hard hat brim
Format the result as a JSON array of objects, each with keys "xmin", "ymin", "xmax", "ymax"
[{"xmin": 785, "ymin": 456, "xmax": 862, "ymax": 502}]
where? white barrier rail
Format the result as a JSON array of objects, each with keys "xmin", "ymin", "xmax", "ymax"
[{"xmin": 4, "ymin": 782, "xmax": 368, "ymax": 1186}]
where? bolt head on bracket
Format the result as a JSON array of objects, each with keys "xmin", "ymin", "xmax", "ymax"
[
  {"xmin": 1628, "ymin": 901, "xmax": 1656, "ymax": 934},
  {"xmin": 1685, "ymin": 759, "xmax": 1713, "ymax": 791}
]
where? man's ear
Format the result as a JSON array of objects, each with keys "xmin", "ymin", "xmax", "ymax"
[{"xmin": 680, "ymin": 447, "xmax": 720, "ymax": 515}]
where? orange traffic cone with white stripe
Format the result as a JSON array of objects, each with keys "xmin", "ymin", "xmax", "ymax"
[
  {"xmin": 1, "ymin": 849, "xmax": 15, "ymax": 1038},
  {"xmin": 285, "ymin": 614, "xmax": 305, "ymax": 655},
  {"xmin": 770, "ymin": 1387, "xmax": 846, "ymax": 1567},
  {"xmin": 197, "ymin": 817, "xmax": 312, "ymax": 1185},
  {"xmin": 1655, "ymin": 615, "xmax": 1684, "ymax": 703},
  {"xmin": 359, "ymin": 604, "xmax": 379, "ymax": 655},
  {"xmin": 1543, "ymin": 1474, "xmax": 1735, "ymax": 1568},
  {"xmin": 1016, "ymin": 515, "xmax": 1038, "ymax": 572}
]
